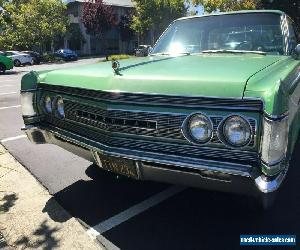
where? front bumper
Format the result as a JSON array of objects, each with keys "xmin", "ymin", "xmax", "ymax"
[{"xmin": 23, "ymin": 125, "xmax": 288, "ymax": 197}]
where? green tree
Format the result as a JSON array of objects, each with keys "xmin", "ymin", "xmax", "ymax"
[
  {"xmin": 132, "ymin": 0, "xmax": 187, "ymax": 42},
  {"xmin": 0, "ymin": 0, "xmax": 68, "ymax": 50},
  {"xmin": 191, "ymin": 0, "xmax": 259, "ymax": 13},
  {"xmin": 260, "ymin": 0, "xmax": 300, "ymax": 28}
]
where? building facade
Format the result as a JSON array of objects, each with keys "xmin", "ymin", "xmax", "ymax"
[{"xmin": 65, "ymin": 0, "xmax": 136, "ymax": 55}]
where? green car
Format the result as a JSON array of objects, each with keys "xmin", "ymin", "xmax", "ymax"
[
  {"xmin": 0, "ymin": 54, "xmax": 13, "ymax": 73},
  {"xmin": 21, "ymin": 10, "xmax": 300, "ymax": 209}
]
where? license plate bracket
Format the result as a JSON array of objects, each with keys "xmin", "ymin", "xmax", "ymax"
[{"xmin": 93, "ymin": 152, "xmax": 138, "ymax": 178}]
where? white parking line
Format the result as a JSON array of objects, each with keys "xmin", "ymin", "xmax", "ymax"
[
  {"xmin": 1, "ymin": 135, "xmax": 27, "ymax": 143},
  {"xmin": 0, "ymin": 92, "xmax": 18, "ymax": 96},
  {"xmin": 86, "ymin": 186, "xmax": 186, "ymax": 238},
  {"xmin": 0, "ymin": 105, "xmax": 21, "ymax": 110},
  {"xmin": 0, "ymin": 85, "xmax": 13, "ymax": 88}
]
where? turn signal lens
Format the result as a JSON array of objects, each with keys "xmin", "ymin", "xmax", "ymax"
[{"xmin": 21, "ymin": 92, "xmax": 36, "ymax": 116}]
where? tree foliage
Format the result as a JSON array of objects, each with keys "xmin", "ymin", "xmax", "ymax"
[
  {"xmin": 260, "ymin": 0, "xmax": 300, "ymax": 28},
  {"xmin": 0, "ymin": 0, "xmax": 68, "ymax": 50},
  {"xmin": 81, "ymin": 0, "xmax": 115, "ymax": 37},
  {"xmin": 131, "ymin": 0, "xmax": 187, "ymax": 35},
  {"xmin": 191, "ymin": 0, "xmax": 259, "ymax": 13}
]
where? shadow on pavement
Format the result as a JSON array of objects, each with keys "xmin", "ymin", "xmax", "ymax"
[
  {"xmin": 49, "ymin": 164, "xmax": 168, "ymax": 227},
  {"xmin": 14, "ymin": 220, "xmax": 60, "ymax": 250},
  {"xmin": 42, "ymin": 197, "xmax": 72, "ymax": 223},
  {"xmin": 0, "ymin": 193, "xmax": 18, "ymax": 213},
  {"xmin": 0, "ymin": 71, "xmax": 26, "ymax": 75},
  {"xmin": 103, "ymin": 138, "xmax": 300, "ymax": 250},
  {"xmin": 46, "ymin": 138, "xmax": 300, "ymax": 250}
]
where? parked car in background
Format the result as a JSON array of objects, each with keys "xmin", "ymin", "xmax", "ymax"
[
  {"xmin": 4, "ymin": 51, "xmax": 33, "ymax": 67},
  {"xmin": 54, "ymin": 49, "xmax": 78, "ymax": 61},
  {"xmin": 22, "ymin": 51, "xmax": 42, "ymax": 65},
  {"xmin": 135, "ymin": 45, "xmax": 152, "ymax": 57},
  {"xmin": 21, "ymin": 10, "xmax": 300, "ymax": 210},
  {"xmin": 0, "ymin": 54, "xmax": 13, "ymax": 74}
]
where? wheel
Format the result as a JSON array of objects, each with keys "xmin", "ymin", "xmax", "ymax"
[
  {"xmin": 0, "ymin": 63, "xmax": 6, "ymax": 74},
  {"xmin": 14, "ymin": 59, "xmax": 21, "ymax": 67}
]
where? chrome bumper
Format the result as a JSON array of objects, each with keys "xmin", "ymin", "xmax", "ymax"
[{"xmin": 23, "ymin": 125, "xmax": 288, "ymax": 196}]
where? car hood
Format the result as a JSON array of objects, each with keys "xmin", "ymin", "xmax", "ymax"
[{"xmin": 39, "ymin": 54, "xmax": 284, "ymax": 98}]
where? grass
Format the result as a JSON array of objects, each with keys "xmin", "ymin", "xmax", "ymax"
[{"xmin": 106, "ymin": 54, "xmax": 131, "ymax": 61}]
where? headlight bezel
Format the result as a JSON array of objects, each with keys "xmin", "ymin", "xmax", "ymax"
[
  {"xmin": 43, "ymin": 95, "xmax": 53, "ymax": 114},
  {"xmin": 182, "ymin": 113, "xmax": 213, "ymax": 145},
  {"xmin": 54, "ymin": 95, "xmax": 65, "ymax": 119},
  {"xmin": 218, "ymin": 115, "xmax": 253, "ymax": 148}
]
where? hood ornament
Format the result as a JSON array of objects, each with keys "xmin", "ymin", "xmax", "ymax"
[{"xmin": 112, "ymin": 59, "xmax": 121, "ymax": 75}]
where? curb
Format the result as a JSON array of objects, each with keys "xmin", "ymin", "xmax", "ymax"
[{"xmin": 0, "ymin": 144, "xmax": 103, "ymax": 250}]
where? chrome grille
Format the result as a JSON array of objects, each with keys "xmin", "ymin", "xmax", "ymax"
[
  {"xmin": 40, "ymin": 85, "xmax": 260, "ymax": 163},
  {"xmin": 63, "ymin": 100, "xmax": 185, "ymax": 140},
  {"xmin": 57, "ymin": 100, "xmax": 256, "ymax": 146}
]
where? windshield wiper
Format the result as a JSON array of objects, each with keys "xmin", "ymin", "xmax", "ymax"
[
  {"xmin": 201, "ymin": 49, "xmax": 267, "ymax": 55},
  {"xmin": 151, "ymin": 52, "xmax": 191, "ymax": 56}
]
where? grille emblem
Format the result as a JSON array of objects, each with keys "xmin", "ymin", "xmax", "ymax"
[{"xmin": 76, "ymin": 110, "xmax": 157, "ymax": 130}]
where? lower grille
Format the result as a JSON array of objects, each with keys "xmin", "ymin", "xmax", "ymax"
[{"xmin": 44, "ymin": 118, "xmax": 259, "ymax": 164}]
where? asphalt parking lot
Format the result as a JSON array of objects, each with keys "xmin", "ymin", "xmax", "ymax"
[{"xmin": 0, "ymin": 59, "xmax": 299, "ymax": 250}]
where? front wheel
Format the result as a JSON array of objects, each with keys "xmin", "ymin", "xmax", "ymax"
[
  {"xmin": 14, "ymin": 59, "xmax": 21, "ymax": 67},
  {"xmin": 0, "ymin": 63, "xmax": 6, "ymax": 74}
]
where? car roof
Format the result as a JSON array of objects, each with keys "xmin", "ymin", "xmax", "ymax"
[{"xmin": 176, "ymin": 10, "xmax": 285, "ymax": 22}]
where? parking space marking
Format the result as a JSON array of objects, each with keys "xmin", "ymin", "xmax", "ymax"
[
  {"xmin": 0, "ymin": 92, "xmax": 18, "ymax": 96},
  {"xmin": 0, "ymin": 85, "xmax": 13, "ymax": 88},
  {"xmin": 86, "ymin": 186, "xmax": 186, "ymax": 238},
  {"xmin": 1, "ymin": 135, "xmax": 26, "ymax": 143},
  {"xmin": 0, "ymin": 105, "xmax": 21, "ymax": 110}
]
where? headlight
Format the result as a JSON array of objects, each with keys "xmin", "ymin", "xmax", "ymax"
[
  {"xmin": 44, "ymin": 95, "xmax": 52, "ymax": 114},
  {"xmin": 55, "ymin": 96, "xmax": 65, "ymax": 118},
  {"xmin": 261, "ymin": 116, "xmax": 288, "ymax": 165},
  {"xmin": 222, "ymin": 115, "xmax": 251, "ymax": 147},
  {"xmin": 21, "ymin": 92, "xmax": 36, "ymax": 116},
  {"xmin": 186, "ymin": 114, "xmax": 213, "ymax": 143}
]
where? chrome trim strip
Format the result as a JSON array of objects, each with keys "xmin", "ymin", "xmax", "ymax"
[
  {"xmin": 263, "ymin": 111, "xmax": 289, "ymax": 121},
  {"xmin": 25, "ymin": 125, "xmax": 253, "ymax": 177},
  {"xmin": 38, "ymin": 83, "xmax": 264, "ymax": 111},
  {"xmin": 20, "ymin": 89, "xmax": 37, "ymax": 93}
]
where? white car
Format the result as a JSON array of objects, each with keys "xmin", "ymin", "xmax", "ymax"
[{"xmin": 5, "ymin": 51, "xmax": 33, "ymax": 67}]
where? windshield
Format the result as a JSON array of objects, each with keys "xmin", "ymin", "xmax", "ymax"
[{"xmin": 151, "ymin": 13, "xmax": 284, "ymax": 55}]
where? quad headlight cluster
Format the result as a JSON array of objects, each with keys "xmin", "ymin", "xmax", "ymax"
[
  {"xmin": 42, "ymin": 95, "xmax": 65, "ymax": 118},
  {"xmin": 183, "ymin": 113, "xmax": 252, "ymax": 148}
]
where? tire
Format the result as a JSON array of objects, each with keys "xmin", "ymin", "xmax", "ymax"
[
  {"xmin": 0, "ymin": 63, "xmax": 6, "ymax": 74},
  {"xmin": 14, "ymin": 59, "xmax": 21, "ymax": 67}
]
